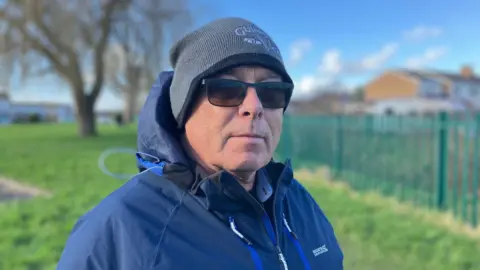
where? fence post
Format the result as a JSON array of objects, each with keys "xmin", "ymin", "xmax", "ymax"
[
  {"xmin": 363, "ymin": 115, "xmax": 374, "ymax": 187},
  {"xmin": 279, "ymin": 113, "xmax": 293, "ymax": 162},
  {"xmin": 365, "ymin": 114, "xmax": 374, "ymax": 136},
  {"xmin": 334, "ymin": 114, "xmax": 344, "ymax": 179},
  {"xmin": 471, "ymin": 113, "xmax": 480, "ymax": 227},
  {"xmin": 436, "ymin": 111, "xmax": 448, "ymax": 210}
]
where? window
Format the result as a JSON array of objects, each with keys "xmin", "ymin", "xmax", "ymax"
[
  {"xmin": 420, "ymin": 79, "xmax": 442, "ymax": 98},
  {"xmin": 455, "ymin": 82, "xmax": 470, "ymax": 98},
  {"xmin": 469, "ymin": 83, "xmax": 480, "ymax": 96},
  {"xmin": 385, "ymin": 107, "xmax": 395, "ymax": 115}
]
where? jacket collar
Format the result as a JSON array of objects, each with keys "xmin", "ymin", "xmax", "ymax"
[{"xmin": 185, "ymin": 159, "xmax": 294, "ymax": 215}]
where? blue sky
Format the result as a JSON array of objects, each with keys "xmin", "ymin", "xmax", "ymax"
[{"xmin": 8, "ymin": 0, "xmax": 480, "ymax": 109}]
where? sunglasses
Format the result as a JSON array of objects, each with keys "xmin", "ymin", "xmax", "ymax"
[{"xmin": 200, "ymin": 78, "xmax": 293, "ymax": 109}]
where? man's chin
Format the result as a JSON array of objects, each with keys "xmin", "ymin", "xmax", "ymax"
[{"xmin": 226, "ymin": 153, "xmax": 268, "ymax": 172}]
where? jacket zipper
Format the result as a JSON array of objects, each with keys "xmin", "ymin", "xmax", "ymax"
[
  {"xmin": 260, "ymin": 194, "xmax": 290, "ymax": 268},
  {"xmin": 261, "ymin": 213, "xmax": 288, "ymax": 270},
  {"xmin": 271, "ymin": 165, "xmax": 290, "ymax": 270},
  {"xmin": 230, "ymin": 214, "xmax": 287, "ymax": 270},
  {"xmin": 247, "ymin": 197, "xmax": 287, "ymax": 270},
  {"xmin": 238, "ymin": 165, "xmax": 292, "ymax": 269}
]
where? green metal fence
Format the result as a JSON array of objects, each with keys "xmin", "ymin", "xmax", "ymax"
[{"xmin": 276, "ymin": 112, "xmax": 480, "ymax": 228}]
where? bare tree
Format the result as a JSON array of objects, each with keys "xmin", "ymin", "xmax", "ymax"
[
  {"xmin": 105, "ymin": 0, "xmax": 191, "ymax": 123},
  {"xmin": 0, "ymin": 0, "xmax": 129, "ymax": 137}
]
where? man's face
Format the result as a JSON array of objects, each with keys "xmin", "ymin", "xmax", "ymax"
[{"xmin": 184, "ymin": 65, "xmax": 286, "ymax": 175}]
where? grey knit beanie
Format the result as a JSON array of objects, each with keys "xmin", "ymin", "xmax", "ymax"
[{"xmin": 168, "ymin": 17, "xmax": 293, "ymax": 128}]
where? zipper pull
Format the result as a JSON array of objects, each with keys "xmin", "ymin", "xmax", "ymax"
[
  {"xmin": 276, "ymin": 246, "xmax": 289, "ymax": 270},
  {"xmin": 283, "ymin": 214, "xmax": 299, "ymax": 240},
  {"xmin": 229, "ymin": 217, "xmax": 253, "ymax": 245}
]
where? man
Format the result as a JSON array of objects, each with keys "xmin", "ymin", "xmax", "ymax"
[{"xmin": 57, "ymin": 17, "xmax": 343, "ymax": 270}]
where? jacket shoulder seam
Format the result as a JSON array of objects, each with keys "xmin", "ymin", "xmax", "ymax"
[{"xmin": 149, "ymin": 189, "xmax": 188, "ymax": 269}]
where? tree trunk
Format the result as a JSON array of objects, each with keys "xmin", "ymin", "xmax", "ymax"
[
  {"xmin": 123, "ymin": 88, "xmax": 138, "ymax": 123},
  {"xmin": 76, "ymin": 94, "xmax": 98, "ymax": 137}
]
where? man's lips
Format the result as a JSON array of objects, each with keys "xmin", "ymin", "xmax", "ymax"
[{"xmin": 231, "ymin": 133, "xmax": 264, "ymax": 139}]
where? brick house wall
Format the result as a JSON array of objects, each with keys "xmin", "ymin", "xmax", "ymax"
[{"xmin": 364, "ymin": 72, "xmax": 419, "ymax": 102}]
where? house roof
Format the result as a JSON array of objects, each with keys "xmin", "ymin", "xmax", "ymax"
[
  {"xmin": 431, "ymin": 71, "xmax": 480, "ymax": 84},
  {"xmin": 12, "ymin": 101, "xmax": 72, "ymax": 108},
  {"xmin": 396, "ymin": 70, "xmax": 444, "ymax": 84},
  {"xmin": 393, "ymin": 68, "xmax": 480, "ymax": 85}
]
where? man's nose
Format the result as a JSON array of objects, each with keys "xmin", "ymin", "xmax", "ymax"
[{"xmin": 238, "ymin": 87, "xmax": 263, "ymax": 119}]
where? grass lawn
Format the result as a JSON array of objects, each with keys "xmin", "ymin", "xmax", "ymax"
[
  {"xmin": 299, "ymin": 172, "xmax": 480, "ymax": 270},
  {"xmin": 0, "ymin": 124, "xmax": 479, "ymax": 270},
  {"xmin": 0, "ymin": 124, "xmax": 136, "ymax": 270}
]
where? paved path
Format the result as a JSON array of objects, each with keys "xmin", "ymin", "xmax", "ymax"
[{"xmin": 0, "ymin": 177, "xmax": 51, "ymax": 202}]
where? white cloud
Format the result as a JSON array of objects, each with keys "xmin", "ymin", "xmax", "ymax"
[
  {"xmin": 290, "ymin": 49, "xmax": 344, "ymax": 98},
  {"xmin": 317, "ymin": 49, "xmax": 342, "ymax": 75},
  {"xmin": 405, "ymin": 46, "xmax": 447, "ymax": 68},
  {"xmin": 291, "ymin": 24, "xmax": 445, "ymax": 99},
  {"xmin": 359, "ymin": 43, "xmax": 398, "ymax": 70},
  {"xmin": 292, "ymin": 43, "xmax": 398, "ymax": 99},
  {"xmin": 295, "ymin": 75, "xmax": 317, "ymax": 94},
  {"xmin": 403, "ymin": 25, "xmax": 443, "ymax": 41},
  {"xmin": 292, "ymin": 73, "xmax": 354, "ymax": 100},
  {"xmin": 294, "ymin": 75, "xmax": 330, "ymax": 95},
  {"xmin": 292, "ymin": 76, "xmax": 351, "ymax": 101},
  {"xmin": 317, "ymin": 43, "xmax": 398, "ymax": 76},
  {"xmin": 288, "ymin": 39, "xmax": 313, "ymax": 65}
]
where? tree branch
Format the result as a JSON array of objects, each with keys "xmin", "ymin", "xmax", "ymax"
[
  {"xmin": 17, "ymin": 25, "xmax": 68, "ymax": 78},
  {"xmin": 29, "ymin": 1, "xmax": 76, "ymax": 61},
  {"xmin": 89, "ymin": 0, "xmax": 129, "ymax": 101},
  {"xmin": 1, "ymin": 3, "xmax": 71, "ymax": 78}
]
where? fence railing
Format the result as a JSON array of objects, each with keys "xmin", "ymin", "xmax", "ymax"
[{"xmin": 276, "ymin": 112, "xmax": 480, "ymax": 228}]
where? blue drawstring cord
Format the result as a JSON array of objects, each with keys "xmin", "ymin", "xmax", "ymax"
[
  {"xmin": 283, "ymin": 214, "xmax": 312, "ymax": 270},
  {"xmin": 229, "ymin": 217, "xmax": 263, "ymax": 270},
  {"xmin": 97, "ymin": 147, "xmax": 165, "ymax": 180}
]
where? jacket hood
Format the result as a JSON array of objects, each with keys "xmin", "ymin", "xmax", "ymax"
[{"xmin": 136, "ymin": 71, "xmax": 188, "ymax": 170}]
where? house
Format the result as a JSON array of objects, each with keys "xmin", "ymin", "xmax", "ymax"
[
  {"xmin": 0, "ymin": 88, "xmax": 75, "ymax": 124},
  {"xmin": 288, "ymin": 91, "xmax": 355, "ymax": 115},
  {"xmin": 10, "ymin": 101, "xmax": 76, "ymax": 123},
  {"xmin": 0, "ymin": 90, "xmax": 11, "ymax": 124},
  {"xmin": 365, "ymin": 98, "xmax": 458, "ymax": 115},
  {"xmin": 288, "ymin": 91, "xmax": 368, "ymax": 115},
  {"xmin": 364, "ymin": 65, "xmax": 480, "ymax": 114},
  {"xmin": 96, "ymin": 109, "xmax": 123, "ymax": 124}
]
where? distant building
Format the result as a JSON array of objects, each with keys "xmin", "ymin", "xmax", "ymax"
[
  {"xmin": 96, "ymin": 109, "xmax": 123, "ymax": 124},
  {"xmin": 10, "ymin": 101, "xmax": 76, "ymax": 123},
  {"xmin": 288, "ymin": 92, "xmax": 354, "ymax": 115},
  {"xmin": 365, "ymin": 97, "xmax": 459, "ymax": 115},
  {"xmin": 364, "ymin": 65, "xmax": 480, "ymax": 114},
  {"xmin": 0, "ymin": 88, "xmax": 75, "ymax": 124},
  {"xmin": 0, "ymin": 86, "xmax": 138, "ymax": 125},
  {"xmin": 0, "ymin": 90, "xmax": 11, "ymax": 124}
]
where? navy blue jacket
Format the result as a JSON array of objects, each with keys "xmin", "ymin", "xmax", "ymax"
[{"xmin": 56, "ymin": 71, "xmax": 344, "ymax": 270}]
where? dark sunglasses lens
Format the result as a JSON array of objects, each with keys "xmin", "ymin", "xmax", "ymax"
[
  {"xmin": 256, "ymin": 82, "xmax": 291, "ymax": 108},
  {"xmin": 206, "ymin": 79, "xmax": 246, "ymax": 107}
]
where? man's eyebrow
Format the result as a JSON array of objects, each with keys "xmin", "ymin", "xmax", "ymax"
[
  {"xmin": 258, "ymin": 71, "xmax": 282, "ymax": 82},
  {"xmin": 265, "ymin": 72, "xmax": 281, "ymax": 79},
  {"xmin": 217, "ymin": 68, "xmax": 282, "ymax": 80},
  {"xmin": 215, "ymin": 69, "xmax": 236, "ymax": 78}
]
